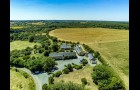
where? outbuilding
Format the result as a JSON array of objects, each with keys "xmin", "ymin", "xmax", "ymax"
[
  {"xmin": 49, "ymin": 52, "xmax": 77, "ymax": 60},
  {"xmin": 60, "ymin": 43, "xmax": 72, "ymax": 50},
  {"xmin": 74, "ymin": 45, "xmax": 85, "ymax": 56},
  {"xmin": 88, "ymin": 53, "xmax": 97, "ymax": 64}
]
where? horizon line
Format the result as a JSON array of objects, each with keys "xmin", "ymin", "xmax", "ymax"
[{"xmin": 10, "ymin": 19, "xmax": 129, "ymax": 22}]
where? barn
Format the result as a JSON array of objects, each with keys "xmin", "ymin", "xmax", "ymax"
[
  {"xmin": 49, "ymin": 52, "xmax": 77, "ymax": 60},
  {"xmin": 60, "ymin": 43, "xmax": 72, "ymax": 50},
  {"xmin": 88, "ymin": 53, "xmax": 97, "ymax": 64},
  {"xmin": 74, "ymin": 45, "xmax": 85, "ymax": 56}
]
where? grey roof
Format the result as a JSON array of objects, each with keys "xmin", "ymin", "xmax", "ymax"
[
  {"xmin": 92, "ymin": 60, "xmax": 97, "ymax": 64},
  {"xmin": 74, "ymin": 45, "xmax": 82, "ymax": 54},
  {"xmin": 60, "ymin": 44, "xmax": 71, "ymax": 49},
  {"xmin": 88, "ymin": 53, "xmax": 94, "ymax": 60},
  {"xmin": 49, "ymin": 52, "xmax": 76, "ymax": 57}
]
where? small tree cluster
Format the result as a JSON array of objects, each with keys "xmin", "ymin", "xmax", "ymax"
[
  {"xmin": 81, "ymin": 78, "xmax": 87, "ymax": 85},
  {"xmin": 62, "ymin": 68, "xmax": 70, "ymax": 74},
  {"xmin": 44, "ymin": 50, "xmax": 50, "ymax": 56},
  {"xmin": 43, "ymin": 82, "xmax": 85, "ymax": 90},
  {"xmin": 28, "ymin": 35, "xmax": 34, "ymax": 42},
  {"xmin": 81, "ymin": 59, "xmax": 88, "ymax": 66},
  {"xmin": 73, "ymin": 64, "xmax": 83, "ymax": 70},
  {"xmin": 54, "ymin": 71, "xmax": 62, "ymax": 77},
  {"xmin": 91, "ymin": 65, "xmax": 125, "ymax": 90},
  {"xmin": 48, "ymin": 76, "xmax": 54, "ymax": 84}
]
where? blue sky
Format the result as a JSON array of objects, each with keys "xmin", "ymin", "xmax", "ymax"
[{"xmin": 10, "ymin": 0, "xmax": 129, "ymax": 21}]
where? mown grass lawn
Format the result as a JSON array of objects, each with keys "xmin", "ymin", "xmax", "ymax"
[
  {"xmin": 31, "ymin": 22, "xmax": 45, "ymax": 25},
  {"xmin": 10, "ymin": 40, "xmax": 41, "ymax": 51},
  {"xmin": 10, "ymin": 26, "xmax": 24, "ymax": 29}
]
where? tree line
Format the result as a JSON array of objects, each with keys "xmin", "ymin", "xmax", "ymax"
[
  {"xmin": 11, "ymin": 20, "xmax": 129, "ymax": 30},
  {"xmin": 10, "ymin": 47, "xmax": 58, "ymax": 73}
]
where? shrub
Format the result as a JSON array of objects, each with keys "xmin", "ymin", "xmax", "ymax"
[
  {"xmin": 54, "ymin": 71, "xmax": 62, "ymax": 77},
  {"xmin": 32, "ymin": 56, "xmax": 36, "ymax": 59},
  {"xmin": 94, "ymin": 51, "xmax": 100, "ymax": 58},
  {"xmin": 34, "ymin": 45, "xmax": 38, "ymax": 49},
  {"xmin": 23, "ymin": 55, "xmax": 30, "ymax": 60},
  {"xmin": 47, "ymin": 81, "xmax": 85, "ymax": 90},
  {"xmin": 62, "ymin": 68, "xmax": 70, "ymax": 74},
  {"xmin": 29, "ymin": 36, "xmax": 34, "ymax": 42},
  {"xmin": 42, "ymin": 83, "xmax": 48, "ymax": 90},
  {"xmin": 24, "ymin": 50, "xmax": 32, "ymax": 56},
  {"xmin": 98, "ymin": 56, "xmax": 108, "ymax": 66},
  {"xmin": 15, "ymin": 68, "xmax": 19, "ymax": 72},
  {"xmin": 81, "ymin": 78, "xmax": 87, "ymax": 85},
  {"xmin": 82, "ymin": 59, "xmax": 88, "ymax": 66},
  {"xmin": 25, "ymin": 47, "xmax": 33, "ymax": 51},
  {"xmin": 17, "ymin": 83, "xmax": 23, "ymax": 89},
  {"xmin": 48, "ymin": 72, "xmax": 53, "ymax": 75},
  {"xmin": 72, "ymin": 63, "xmax": 75, "ymax": 65},
  {"xmin": 91, "ymin": 65, "xmax": 125, "ymax": 90},
  {"xmin": 20, "ymin": 71, "xmax": 29, "ymax": 78},
  {"xmin": 12, "ymin": 58, "xmax": 25, "ymax": 67},
  {"xmin": 44, "ymin": 45, "xmax": 48, "ymax": 50},
  {"xmin": 51, "ymin": 44, "xmax": 59, "ymax": 52},
  {"xmin": 38, "ymin": 48, "xmax": 44, "ymax": 53},
  {"xmin": 73, "ymin": 64, "xmax": 83, "ymax": 70},
  {"xmin": 67, "ymin": 64, "xmax": 73, "ymax": 72},
  {"xmin": 44, "ymin": 50, "xmax": 49, "ymax": 56},
  {"xmin": 48, "ymin": 76, "xmax": 54, "ymax": 84}
]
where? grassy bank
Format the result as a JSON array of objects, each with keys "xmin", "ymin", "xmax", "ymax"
[{"xmin": 10, "ymin": 67, "xmax": 36, "ymax": 90}]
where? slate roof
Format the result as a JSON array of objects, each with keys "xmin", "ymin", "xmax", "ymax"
[
  {"xmin": 60, "ymin": 44, "xmax": 71, "ymax": 49},
  {"xmin": 88, "ymin": 53, "xmax": 94, "ymax": 60},
  {"xmin": 74, "ymin": 45, "xmax": 82, "ymax": 54},
  {"xmin": 49, "ymin": 52, "xmax": 76, "ymax": 57}
]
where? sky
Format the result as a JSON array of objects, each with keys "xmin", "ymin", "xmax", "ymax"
[{"xmin": 10, "ymin": 0, "xmax": 129, "ymax": 21}]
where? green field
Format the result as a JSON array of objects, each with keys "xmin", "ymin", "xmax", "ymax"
[
  {"xmin": 10, "ymin": 68, "xmax": 36, "ymax": 90},
  {"xmin": 10, "ymin": 26, "xmax": 24, "ymax": 29},
  {"xmin": 10, "ymin": 41, "xmax": 41, "ymax": 51},
  {"xmin": 31, "ymin": 22, "xmax": 45, "ymax": 25},
  {"xmin": 49, "ymin": 28, "xmax": 129, "ymax": 90},
  {"xmin": 54, "ymin": 65, "xmax": 98, "ymax": 90},
  {"xmin": 97, "ymin": 40, "xmax": 129, "ymax": 75}
]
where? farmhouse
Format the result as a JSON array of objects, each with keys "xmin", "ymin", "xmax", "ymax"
[
  {"xmin": 60, "ymin": 43, "xmax": 72, "ymax": 50},
  {"xmin": 88, "ymin": 53, "xmax": 97, "ymax": 64},
  {"xmin": 74, "ymin": 45, "xmax": 85, "ymax": 56},
  {"xmin": 49, "ymin": 52, "xmax": 77, "ymax": 60}
]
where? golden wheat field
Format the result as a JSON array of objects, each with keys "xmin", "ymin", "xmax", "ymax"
[{"xmin": 49, "ymin": 28, "xmax": 129, "ymax": 90}]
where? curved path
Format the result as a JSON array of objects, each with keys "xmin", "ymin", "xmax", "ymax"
[{"xmin": 18, "ymin": 68, "xmax": 42, "ymax": 90}]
